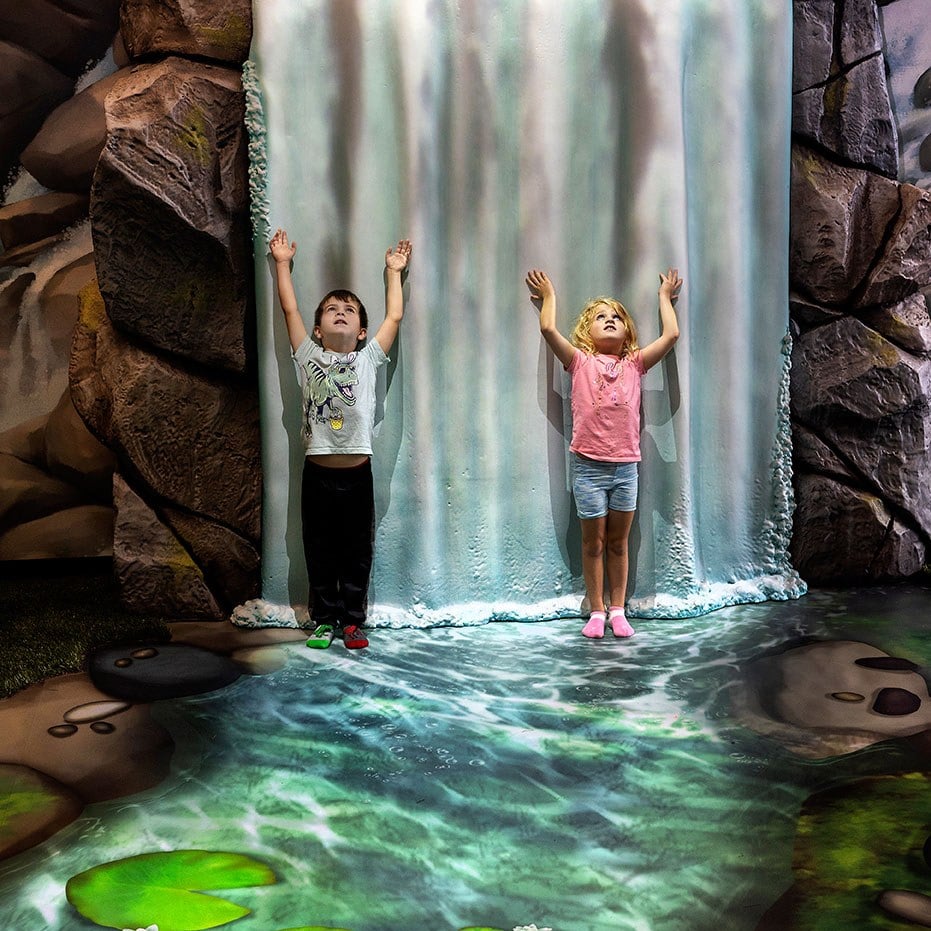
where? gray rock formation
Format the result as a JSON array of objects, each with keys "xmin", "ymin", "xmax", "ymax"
[
  {"xmin": 790, "ymin": 0, "xmax": 931, "ymax": 582},
  {"xmin": 791, "ymin": 0, "xmax": 897, "ymax": 179}
]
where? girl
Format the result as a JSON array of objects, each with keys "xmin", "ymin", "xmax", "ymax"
[{"xmin": 525, "ymin": 267, "xmax": 683, "ymax": 639}]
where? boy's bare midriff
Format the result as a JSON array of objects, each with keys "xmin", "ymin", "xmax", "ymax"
[{"xmin": 308, "ymin": 453, "xmax": 370, "ymax": 468}]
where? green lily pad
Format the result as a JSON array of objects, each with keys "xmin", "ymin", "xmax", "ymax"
[
  {"xmin": 66, "ymin": 849, "xmax": 277, "ymax": 931},
  {"xmin": 277, "ymin": 927, "xmax": 353, "ymax": 930}
]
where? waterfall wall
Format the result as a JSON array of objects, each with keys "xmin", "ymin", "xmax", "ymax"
[{"xmin": 246, "ymin": 0, "xmax": 806, "ymax": 625}]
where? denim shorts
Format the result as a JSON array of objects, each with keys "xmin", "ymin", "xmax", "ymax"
[{"xmin": 571, "ymin": 454, "xmax": 639, "ymax": 519}]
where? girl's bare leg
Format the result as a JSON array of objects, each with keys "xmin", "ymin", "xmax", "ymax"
[
  {"xmin": 605, "ymin": 508, "xmax": 636, "ymax": 608},
  {"xmin": 580, "ymin": 516, "xmax": 608, "ymax": 612}
]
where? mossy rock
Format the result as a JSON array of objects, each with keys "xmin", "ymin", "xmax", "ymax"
[
  {"xmin": 0, "ymin": 764, "xmax": 83, "ymax": 861},
  {"xmin": 761, "ymin": 772, "xmax": 931, "ymax": 929}
]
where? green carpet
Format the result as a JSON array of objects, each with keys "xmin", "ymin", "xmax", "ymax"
[{"xmin": 0, "ymin": 558, "xmax": 169, "ymax": 699}]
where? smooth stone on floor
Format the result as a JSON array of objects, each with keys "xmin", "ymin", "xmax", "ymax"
[
  {"xmin": 878, "ymin": 890, "xmax": 931, "ymax": 927},
  {"xmin": 88, "ymin": 642, "xmax": 242, "ymax": 701}
]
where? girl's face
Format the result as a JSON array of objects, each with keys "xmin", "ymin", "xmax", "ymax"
[{"xmin": 588, "ymin": 303, "xmax": 627, "ymax": 351}]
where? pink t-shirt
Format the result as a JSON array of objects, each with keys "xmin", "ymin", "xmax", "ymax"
[{"xmin": 568, "ymin": 350, "xmax": 646, "ymax": 462}]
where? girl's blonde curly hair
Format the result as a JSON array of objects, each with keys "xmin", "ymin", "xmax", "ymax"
[{"xmin": 570, "ymin": 297, "xmax": 639, "ymax": 357}]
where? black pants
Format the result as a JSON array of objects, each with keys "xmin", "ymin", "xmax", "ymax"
[{"xmin": 302, "ymin": 458, "xmax": 375, "ymax": 628}]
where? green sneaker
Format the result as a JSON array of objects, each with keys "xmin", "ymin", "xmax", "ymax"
[{"xmin": 306, "ymin": 623, "xmax": 335, "ymax": 649}]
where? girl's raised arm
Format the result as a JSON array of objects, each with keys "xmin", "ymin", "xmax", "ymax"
[
  {"xmin": 526, "ymin": 269, "xmax": 576, "ymax": 368},
  {"xmin": 639, "ymin": 267, "xmax": 682, "ymax": 372}
]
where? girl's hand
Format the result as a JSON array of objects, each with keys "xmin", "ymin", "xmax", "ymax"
[
  {"xmin": 659, "ymin": 267, "xmax": 683, "ymax": 301},
  {"xmin": 525, "ymin": 268, "xmax": 555, "ymax": 302},
  {"xmin": 270, "ymin": 228, "xmax": 296, "ymax": 263},
  {"xmin": 385, "ymin": 239, "xmax": 413, "ymax": 272}
]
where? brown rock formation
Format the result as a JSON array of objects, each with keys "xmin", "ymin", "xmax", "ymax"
[
  {"xmin": 112, "ymin": 473, "xmax": 224, "ymax": 619},
  {"xmin": 860, "ymin": 293, "xmax": 931, "ymax": 355},
  {"xmin": 2, "ymin": 0, "xmax": 260, "ymax": 611},
  {"xmin": 0, "ymin": 0, "xmax": 120, "ymax": 78},
  {"xmin": 70, "ymin": 280, "xmax": 260, "ymax": 614},
  {"xmin": 793, "ymin": 315, "xmax": 931, "ymax": 540},
  {"xmin": 793, "ymin": 53, "xmax": 898, "ymax": 178},
  {"xmin": 0, "ymin": 505, "xmax": 113, "ymax": 560},
  {"xmin": 160, "ymin": 506, "xmax": 260, "ymax": 614},
  {"xmin": 790, "ymin": 146, "xmax": 901, "ymax": 307},
  {"xmin": 40, "ymin": 251, "xmax": 97, "ymax": 361},
  {"xmin": 20, "ymin": 70, "xmax": 125, "ymax": 193},
  {"xmin": 120, "ymin": 0, "xmax": 252, "ymax": 65},
  {"xmin": 71, "ymin": 281, "xmax": 260, "ymax": 542},
  {"xmin": 0, "ymin": 453, "xmax": 85, "ymax": 533},
  {"xmin": 0, "ymin": 193, "xmax": 88, "ymax": 250},
  {"xmin": 0, "ymin": 39, "xmax": 74, "ymax": 182},
  {"xmin": 0, "ymin": 385, "xmax": 115, "ymax": 559},
  {"xmin": 791, "ymin": 0, "xmax": 896, "ymax": 179},
  {"xmin": 91, "ymin": 57, "xmax": 254, "ymax": 374},
  {"xmin": 44, "ymin": 389, "xmax": 116, "ymax": 499}
]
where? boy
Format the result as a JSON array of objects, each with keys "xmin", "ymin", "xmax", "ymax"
[{"xmin": 270, "ymin": 228, "xmax": 412, "ymax": 649}]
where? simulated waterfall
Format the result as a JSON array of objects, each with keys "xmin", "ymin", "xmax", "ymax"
[{"xmin": 246, "ymin": 0, "xmax": 806, "ymax": 626}]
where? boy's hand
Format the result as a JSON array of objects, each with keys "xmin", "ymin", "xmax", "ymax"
[
  {"xmin": 270, "ymin": 228, "xmax": 296, "ymax": 264},
  {"xmin": 525, "ymin": 268, "xmax": 555, "ymax": 303},
  {"xmin": 658, "ymin": 267, "xmax": 683, "ymax": 301},
  {"xmin": 385, "ymin": 239, "xmax": 412, "ymax": 272}
]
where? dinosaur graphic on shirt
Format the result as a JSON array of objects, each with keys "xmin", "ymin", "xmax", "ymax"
[{"xmin": 303, "ymin": 355, "xmax": 358, "ymax": 431}]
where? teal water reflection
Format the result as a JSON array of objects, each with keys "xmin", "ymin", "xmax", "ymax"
[{"xmin": 3, "ymin": 585, "xmax": 931, "ymax": 930}]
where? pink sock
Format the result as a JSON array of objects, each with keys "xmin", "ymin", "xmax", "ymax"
[
  {"xmin": 609, "ymin": 606, "xmax": 634, "ymax": 638},
  {"xmin": 582, "ymin": 610, "xmax": 606, "ymax": 639}
]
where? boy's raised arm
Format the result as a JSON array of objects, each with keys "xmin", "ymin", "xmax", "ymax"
[
  {"xmin": 374, "ymin": 239, "xmax": 412, "ymax": 354},
  {"xmin": 526, "ymin": 269, "xmax": 576, "ymax": 368},
  {"xmin": 270, "ymin": 228, "xmax": 309, "ymax": 352}
]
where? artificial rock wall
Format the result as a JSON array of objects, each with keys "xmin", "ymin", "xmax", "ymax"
[
  {"xmin": 0, "ymin": 0, "xmax": 122, "ymax": 562},
  {"xmin": 0, "ymin": 0, "xmax": 261, "ymax": 618},
  {"xmin": 80, "ymin": 0, "xmax": 261, "ymax": 618},
  {"xmin": 790, "ymin": 0, "xmax": 931, "ymax": 582}
]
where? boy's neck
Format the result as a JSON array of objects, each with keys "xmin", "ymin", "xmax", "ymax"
[{"xmin": 321, "ymin": 336, "xmax": 359, "ymax": 354}]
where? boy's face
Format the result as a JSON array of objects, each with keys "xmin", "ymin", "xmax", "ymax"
[
  {"xmin": 314, "ymin": 297, "xmax": 366, "ymax": 352},
  {"xmin": 588, "ymin": 303, "xmax": 627, "ymax": 352}
]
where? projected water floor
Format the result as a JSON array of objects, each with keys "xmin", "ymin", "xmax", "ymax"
[{"xmin": 3, "ymin": 585, "xmax": 931, "ymax": 930}]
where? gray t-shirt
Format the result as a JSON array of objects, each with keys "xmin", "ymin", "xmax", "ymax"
[{"xmin": 292, "ymin": 336, "xmax": 388, "ymax": 456}]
